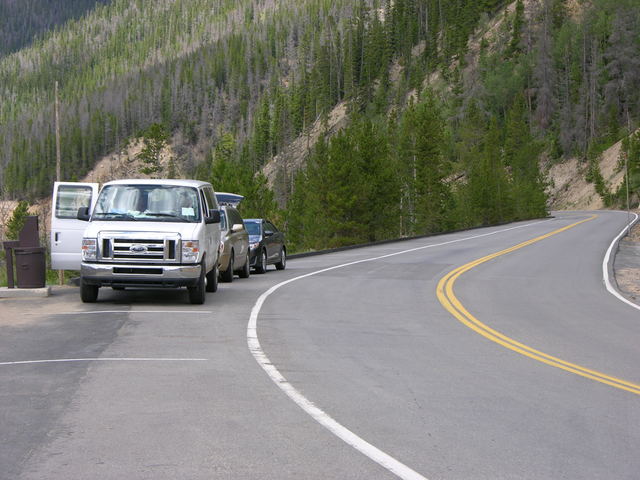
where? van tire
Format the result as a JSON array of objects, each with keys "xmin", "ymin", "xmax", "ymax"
[
  {"xmin": 80, "ymin": 280, "xmax": 99, "ymax": 303},
  {"xmin": 189, "ymin": 267, "xmax": 206, "ymax": 304},
  {"xmin": 205, "ymin": 264, "xmax": 218, "ymax": 292}
]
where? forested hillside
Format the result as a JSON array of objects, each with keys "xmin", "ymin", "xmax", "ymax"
[
  {"xmin": 1, "ymin": 0, "xmax": 639, "ymax": 251},
  {"xmin": 0, "ymin": 0, "xmax": 110, "ymax": 56}
]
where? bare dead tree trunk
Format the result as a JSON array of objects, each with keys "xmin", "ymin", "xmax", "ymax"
[
  {"xmin": 582, "ymin": 34, "xmax": 588, "ymax": 153},
  {"xmin": 589, "ymin": 40, "xmax": 599, "ymax": 142}
]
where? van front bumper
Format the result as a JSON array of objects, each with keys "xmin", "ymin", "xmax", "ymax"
[{"xmin": 81, "ymin": 262, "xmax": 201, "ymax": 288}]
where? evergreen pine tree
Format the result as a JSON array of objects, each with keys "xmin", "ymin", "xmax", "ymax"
[
  {"xmin": 6, "ymin": 201, "xmax": 30, "ymax": 240},
  {"xmin": 399, "ymin": 93, "xmax": 454, "ymax": 234},
  {"xmin": 504, "ymin": 97, "xmax": 548, "ymax": 219},
  {"xmin": 136, "ymin": 123, "xmax": 169, "ymax": 177}
]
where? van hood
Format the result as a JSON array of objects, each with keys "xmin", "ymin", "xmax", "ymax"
[{"xmin": 83, "ymin": 221, "xmax": 200, "ymax": 239}]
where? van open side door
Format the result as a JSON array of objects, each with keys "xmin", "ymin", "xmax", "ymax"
[{"xmin": 50, "ymin": 182, "xmax": 99, "ymax": 270}]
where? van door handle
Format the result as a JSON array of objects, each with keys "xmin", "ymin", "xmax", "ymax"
[{"xmin": 54, "ymin": 232, "xmax": 60, "ymax": 243}]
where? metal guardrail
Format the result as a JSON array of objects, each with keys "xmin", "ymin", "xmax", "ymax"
[{"xmin": 286, "ymin": 218, "xmax": 547, "ymax": 260}]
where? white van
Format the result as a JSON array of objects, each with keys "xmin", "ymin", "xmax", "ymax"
[{"xmin": 51, "ymin": 179, "xmax": 222, "ymax": 304}]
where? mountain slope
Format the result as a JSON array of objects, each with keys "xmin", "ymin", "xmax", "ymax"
[
  {"xmin": 1, "ymin": 0, "xmax": 639, "ymax": 253},
  {"xmin": 1, "ymin": 0, "xmax": 513, "ymax": 199},
  {"xmin": 0, "ymin": 0, "xmax": 110, "ymax": 57}
]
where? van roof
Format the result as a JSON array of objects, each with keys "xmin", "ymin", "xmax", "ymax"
[{"xmin": 103, "ymin": 179, "xmax": 211, "ymax": 188}]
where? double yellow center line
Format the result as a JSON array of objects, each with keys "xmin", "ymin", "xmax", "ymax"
[{"xmin": 436, "ymin": 215, "xmax": 640, "ymax": 396}]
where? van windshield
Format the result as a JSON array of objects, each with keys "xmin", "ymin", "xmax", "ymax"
[{"xmin": 92, "ymin": 185, "xmax": 201, "ymax": 223}]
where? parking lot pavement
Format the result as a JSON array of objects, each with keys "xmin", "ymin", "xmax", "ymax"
[
  {"xmin": 0, "ymin": 286, "xmax": 81, "ymax": 327},
  {"xmin": 0, "ymin": 287, "xmax": 132, "ymax": 480}
]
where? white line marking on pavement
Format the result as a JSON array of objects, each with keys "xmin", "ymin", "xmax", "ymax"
[
  {"xmin": 248, "ymin": 219, "xmax": 551, "ymax": 480},
  {"xmin": 603, "ymin": 212, "xmax": 640, "ymax": 311},
  {"xmin": 59, "ymin": 310, "xmax": 213, "ymax": 315},
  {"xmin": 0, "ymin": 358, "xmax": 208, "ymax": 366}
]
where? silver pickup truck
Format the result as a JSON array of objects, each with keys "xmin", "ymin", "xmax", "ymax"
[{"xmin": 51, "ymin": 179, "xmax": 222, "ymax": 304}]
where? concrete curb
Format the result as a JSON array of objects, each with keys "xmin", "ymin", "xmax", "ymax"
[{"xmin": 0, "ymin": 286, "xmax": 51, "ymax": 298}]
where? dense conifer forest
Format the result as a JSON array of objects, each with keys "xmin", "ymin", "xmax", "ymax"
[
  {"xmin": 0, "ymin": 0, "xmax": 110, "ymax": 56},
  {"xmin": 1, "ymin": 0, "xmax": 638, "ymax": 251}
]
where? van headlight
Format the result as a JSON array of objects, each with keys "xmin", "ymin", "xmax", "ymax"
[
  {"xmin": 81, "ymin": 238, "xmax": 97, "ymax": 261},
  {"xmin": 182, "ymin": 240, "xmax": 200, "ymax": 263}
]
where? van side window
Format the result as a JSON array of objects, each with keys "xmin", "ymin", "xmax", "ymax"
[
  {"xmin": 200, "ymin": 190, "xmax": 208, "ymax": 217},
  {"xmin": 55, "ymin": 186, "xmax": 93, "ymax": 219},
  {"xmin": 203, "ymin": 187, "xmax": 218, "ymax": 210}
]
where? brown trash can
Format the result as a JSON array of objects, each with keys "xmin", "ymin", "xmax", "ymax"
[
  {"xmin": 14, "ymin": 247, "xmax": 46, "ymax": 288},
  {"xmin": 3, "ymin": 241, "xmax": 20, "ymax": 288}
]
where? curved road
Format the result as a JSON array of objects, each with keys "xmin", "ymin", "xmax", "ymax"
[{"xmin": 0, "ymin": 210, "xmax": 638, "ymax": 479}]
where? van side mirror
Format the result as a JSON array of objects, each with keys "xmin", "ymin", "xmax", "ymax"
[
  {"xmin": 206, "ymin": 209, "xmax": 221, "ymax": 224},
  {"xmin": 77, "ymin": 207, "xmax": 90, "ymax": 221},
  {"xmin": 264, "ymin": 230, "xmax": 274, "ymax": 237}
]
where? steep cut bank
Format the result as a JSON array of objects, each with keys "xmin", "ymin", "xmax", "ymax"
[{"xmin": 545, "ymin": 139, "xmax": 626, "ymax": 210}]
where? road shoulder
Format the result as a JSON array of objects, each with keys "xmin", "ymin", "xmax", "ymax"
[{"xmin": 614, "ymin": 220, "xmax": 640, "ymax": 305}]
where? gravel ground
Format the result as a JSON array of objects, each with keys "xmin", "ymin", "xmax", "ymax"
[{"xmin": 614, "ymin": 219, "xmax": 640, "ymax": 302}]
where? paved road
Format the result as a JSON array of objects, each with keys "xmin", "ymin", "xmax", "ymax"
[{"xmin": 0, "ymin": 211, "xmax": 638, "ymax": 479}]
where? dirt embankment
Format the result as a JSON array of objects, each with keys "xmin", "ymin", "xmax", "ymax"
[
  {"xmin": 0, "ymin": 137, "xmax": 183, "ymax": 239},
  {"xmin": 545, "ymin": 141, "xmax": 626, "ymax": 211}
]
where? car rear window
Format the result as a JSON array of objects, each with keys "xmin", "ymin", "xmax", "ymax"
[{"xmin": 244, "ymin": 221, "xmax": 261, "ymax": 236}]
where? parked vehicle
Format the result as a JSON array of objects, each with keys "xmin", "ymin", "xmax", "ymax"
[
  {"xmin": 243, "ymin": 219, "xmax": 286, "ymax": 273},
  {"xmin": 215, "ymin": 192, "xmax": 244, "ymax": 208},
  {"xmin": 217, "ymin": 205, "xmax": 250, "ymax": 282},
  {"xmin": 51, "ymin": 182, "xmax": 100, "ymax": 270},
  {"xmin": 54, "ymin": 179, "xmax": 222, "ymax": 304}
]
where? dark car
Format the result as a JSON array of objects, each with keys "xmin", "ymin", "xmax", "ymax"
[
  {"xmin": 217, "ymin": 205, "xmax": 250, "ymax": 282},
  {"xmin": 243, "ymin": 218, "xmax": 286, "ymax": 273}
]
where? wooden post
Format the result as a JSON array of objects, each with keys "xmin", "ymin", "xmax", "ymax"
[
  {"xmin": 55, "ymin": 81, "xmax": 64, "ymax": 286},
  {"xmin": 55, "ymin": 81, "xmax": 61, "ymax": 183}
]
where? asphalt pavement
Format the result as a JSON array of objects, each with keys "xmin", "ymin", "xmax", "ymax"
[{"xmin": 0, "ymin": 210, "xmax": 638, "ymax": 479}]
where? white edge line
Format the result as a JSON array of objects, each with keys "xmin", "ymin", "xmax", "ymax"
[
  {"xmin": 0, "ymin": 358, "xmax": 208, "ymax": 366},
  {"xmin": 603, "ymin": 212, "xmax": 640, "ymax": 311},
  {"xmin": 248, "ymin": 219, "xmax": 551, "ymax": 480}
]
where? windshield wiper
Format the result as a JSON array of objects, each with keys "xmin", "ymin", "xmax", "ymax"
[
  {"xmin": 94, "ymin": 212, "xmax": 137, "ymax": 220},
  {"xmin": 144, "ymin": 213, "xmax": 189, "ymax": 221}
]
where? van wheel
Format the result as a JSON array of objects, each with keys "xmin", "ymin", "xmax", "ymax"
[
  {"xmin": 275, "ymin": 247, "xmax": 286, "ymax": 270},
  {"xmin": 255, "ymin": 249, "xmax": 267, "ymax": 274},
  {"xmin": 238, "ymin": 252, "xmax": 250, "ymax": 278},
  {"xmin": 221, "ymin": 253, "xmax": 234, "ymax": 283},
  {"xmin": 80, "ymin": 280, "xmax": 99, "ymax": 303},
  {"xmin": 205, "ymin": 264, "xmax": 218, "ymax": 292},
  {"xmin": 189, "ymin": 267, "xmax": 206, "ymax": 304}
]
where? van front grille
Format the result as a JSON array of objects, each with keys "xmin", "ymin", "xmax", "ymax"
[{"xmin": 98, "ymin": 233, "xmax": 180, "ymax": 263}]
